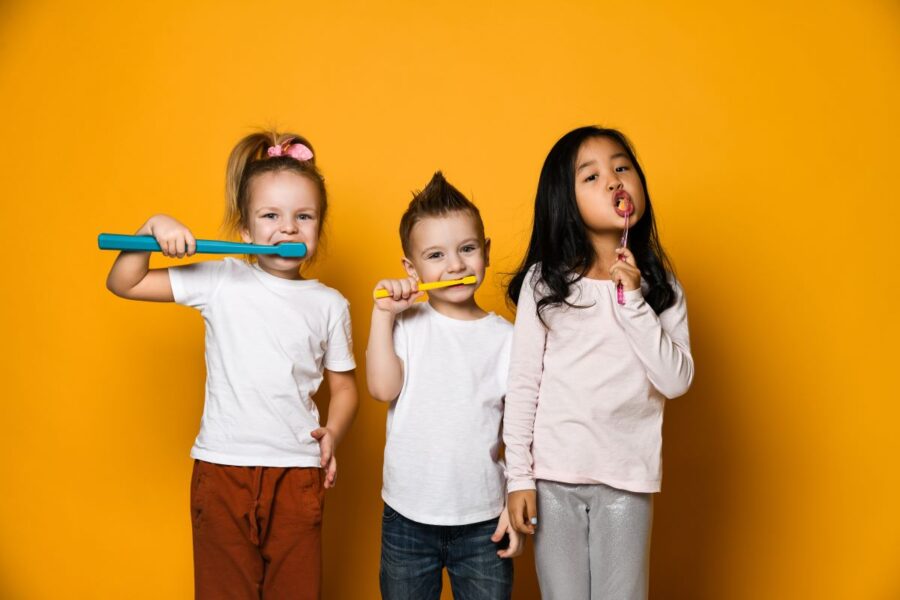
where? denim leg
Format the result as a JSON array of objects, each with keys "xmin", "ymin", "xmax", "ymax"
[
  {"xmin": 380, "ymin": 504, "xmax": 443, "ymax": 600},
  {"xmin": 445, "ymin": 517, "xmax": 513, "ymax": 600}
]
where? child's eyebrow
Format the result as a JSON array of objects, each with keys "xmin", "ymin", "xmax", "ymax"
[
  {"xmin": 575, "ymin": 160, "xmax": 596, "ymax": 174},
  {"xmin": 576, "ymin": 153, "xmax": 630, "ymax": 174},
  {"xmin": 254, "ymin": 205, "xmax": 317, "ymax": 214}
]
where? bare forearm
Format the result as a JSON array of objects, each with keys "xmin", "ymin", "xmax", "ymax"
[
  {"xmin": 325, "ymin": 376, "xmax": 358, "ymax": 445},
  {"xmin": 106, "ymin": 247, "xmax": 152, "ymax": 295},
  {"xmin": 365, "ymin": 307, "xmax": 404, "ymax": 401},
  {"xmin": 107, "ymin": 219, "xmax": 154, "ymax": 292}
]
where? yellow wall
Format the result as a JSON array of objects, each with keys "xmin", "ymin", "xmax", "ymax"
[{"xmin": 1, "ymin": 1, "xmax": 898, "ymax": 598}]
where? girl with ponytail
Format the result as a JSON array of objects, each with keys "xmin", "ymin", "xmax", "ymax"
[{"xmin": 106, "ymin": 130, "xmax": 357, "ymax": 599}]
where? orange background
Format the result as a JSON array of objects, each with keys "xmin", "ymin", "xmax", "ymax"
[{"xmin": 1, "ymin": 1, "xmax": 898, "ymax": 598}]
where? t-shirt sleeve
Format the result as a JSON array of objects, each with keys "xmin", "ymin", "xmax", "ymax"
[
  {"xmin": 323, "ymin": 299, "xmax": 356, "ymax": 372},
  {"xmin": 168, "ymin": 260, "xmax": 228, "ymax": 310}
]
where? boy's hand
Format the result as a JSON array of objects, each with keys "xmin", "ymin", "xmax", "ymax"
[
  {"xmin": 508, "ymin": 489, "xmax": 538, "ymax": 535},
  {"xmin": 373, "ymin": 277, "xmax": 424, "ymax": 314},
  {"xmin": 492, "ymin": 505, "xmax": 525, "ymax": 558},
  {"xmin": 610, "ymin": 247, "xmax": 641, "ymax": 292},
  {"xmin": 142, "ymin": 214, "xmax": 196, "ymax": 259},
  {"xmin": 310, "ymin": 427, "xmax": 338, "ymax": 488}
]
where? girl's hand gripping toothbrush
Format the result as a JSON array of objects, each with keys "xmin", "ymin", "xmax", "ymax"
[
  {"xmin": 616, "ymin": 197, "xmax": 634, "ymax": 305},
  {"xmin": 97, "ymin": 233, "xmax": 307, "ymax": 258}
]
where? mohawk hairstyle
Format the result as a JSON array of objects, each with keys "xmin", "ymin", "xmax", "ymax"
[{"xmin": 399, "ymin": 171, "xmax": 485, "ymax": 257}]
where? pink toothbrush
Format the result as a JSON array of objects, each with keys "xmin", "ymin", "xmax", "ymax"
[{"xmin": 616, "ymin": 198, "xmax": 633, "ymax": 305}]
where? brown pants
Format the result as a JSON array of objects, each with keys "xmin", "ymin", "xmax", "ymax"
[{"xmin": 191, "ymin": 460, "xmax": 325, "ymax": 600}]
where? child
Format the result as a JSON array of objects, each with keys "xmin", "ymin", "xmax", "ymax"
[
  {"xmin": 106, "ymin": 131, "xmax": 358, "ymax": 600},
  {"xmin": 504, "ymin": 127, "xmax": 694, "ymax": 599},
  {"xmin": 366, "ymin": 172, "xmax": 521, "ymax": 600}
]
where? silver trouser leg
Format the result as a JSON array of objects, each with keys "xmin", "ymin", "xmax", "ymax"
[
  {"xmin": 587, "ymin": 483, "xmax": 653, "ymax": 600},
  {"xmin": 534, "ymin": 480, "xmax": 591, "ymax": 599},
  {"xmin": 534, "ymin": 481, "xmax": 653, "ymax": 600}
]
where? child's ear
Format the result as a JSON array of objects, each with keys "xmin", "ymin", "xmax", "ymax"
[
  {"xmin": 402, "ymin": 257, "xmax": 418, "ymax": 281},
  {"xmin": 484, "ymin": 237, "xmax": 491, "ymax": 268},
  {"xmin": 240, "ymin": 227, "xmax": 252, "ymax": 244}
]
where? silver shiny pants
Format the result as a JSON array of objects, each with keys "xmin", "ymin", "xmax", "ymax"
[{"xmin": 534, "ymin": 480, "xmax": 653, "ymax": 600}]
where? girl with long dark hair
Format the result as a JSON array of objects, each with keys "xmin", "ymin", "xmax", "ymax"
[{"xmin": 503, "ymin": 126, "xmax": 694, "ymax": 599}]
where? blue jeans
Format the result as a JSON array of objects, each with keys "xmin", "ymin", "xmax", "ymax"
[{"xmin": 380, "ymin": 503, "xmax": 514, "ymax": 600}]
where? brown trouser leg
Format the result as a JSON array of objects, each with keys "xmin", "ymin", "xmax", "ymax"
[{"xmin": 191, "ymin": 460, "xmax": 325, "ymax": 600}]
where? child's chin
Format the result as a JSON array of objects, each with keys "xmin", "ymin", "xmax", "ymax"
[
  {"xmin": 435, "ymin": 287, "xmax": 477, "ymax": 302},
  {"xmin": 259, "ymin": 256, "xmax": 304, "ymax": 271}
]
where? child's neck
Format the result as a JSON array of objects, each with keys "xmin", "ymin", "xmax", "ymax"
[
  {"xmin": 257, "ymin": 262, "xmax": 304, "ymax": 281},
  {"xmin": 428, "ymin": 297, "xmax": 488, "ymax": 321},
  {"xmin": 584, "ymin": 231, "xmax": 624, "ymax": 280}
]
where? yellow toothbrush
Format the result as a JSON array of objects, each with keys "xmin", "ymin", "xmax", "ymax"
[{"xmin": 373, "ymin": 275, "xmax": 477, "ymax": 299}]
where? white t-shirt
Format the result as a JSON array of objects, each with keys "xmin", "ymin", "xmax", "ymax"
[
  {"xmin": 169, "ymin": 258, "xmax": 356, "ymax": 467},
  {"xmin": 382, "ymin": 302, "xmax": 513, "ymax": 525}
]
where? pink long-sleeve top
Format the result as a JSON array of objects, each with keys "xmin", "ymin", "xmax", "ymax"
[{"xmin": 503, "ymin": 265, "xmax": 694, "ymax": 494}]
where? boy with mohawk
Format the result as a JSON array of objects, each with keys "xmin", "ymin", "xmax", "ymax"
[{"xmin": 367, "ymin": 172, "xmax": 520, "ymax": 599}]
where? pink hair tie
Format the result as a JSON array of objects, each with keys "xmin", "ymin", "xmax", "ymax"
[{"xmin": 266, "ymin": 142, "xmax": 314, "ymax": 161}]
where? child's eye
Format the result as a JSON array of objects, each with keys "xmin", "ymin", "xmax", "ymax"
[
  {"xmin": 461, "ymin": 245, "xmax": 476, "ymax": 253},
  {"xmin": 297, "ymin": 214, "xmax": 313, "ymax": 221},
  {"xmin": 615, "ymin": 165, "xmax": 630, "ymax": 173},
  {"xmin": 262, "ymin": 213, "xmax": 277, "ymax": 219},
  {"xmin": 584, "ymin": 174, "xmax": 598, "ymax": 183},
  {"xmin": 426, "ymin": 252, "xmax": 443, "ymax": 260}
]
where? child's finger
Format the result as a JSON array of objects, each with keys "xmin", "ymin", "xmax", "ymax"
[
  {"xmin": 609, "ymin": 263, "xmax": 623, "ymax": 283},
  {"xmin": 321, "ymin": 441, "xmax": 333, "ymax": 468},
  {"xmin": 186, "ymin": 233, "xmax": 197, "ymax": 256},
  {"xmin": 324, "ymin": 457, "xmax": 337, "ymax": 489},
  {"xmin": 507, "ymin": 499, "xmax": 523, "ymax": 533},
  {"xmin": 310, "ymin": 427, "xmax": 333, "ymax": 468},
  {"xmin": 525, "ymin": 496, "xmax": 538, "ymax": 534},
  {"xmin": 610, "ymin": 261, "xmax": 636, "ymax": 279},
  {"xmin": 508, "ymin": 492, "xmax": 535, "ymax": 535},
  {"xmin": 490, "ymin": 518, "xmax": 506, "ymax": 542},
  {"xmin": 615, "ymin": 247, "xmax": 636, "ymax": 265},
  {"xmin": 175, "ymin": 237, "xmax": 186, "ymax": 258},
  {"xmin": 498, "ymin": 529, "xmax": 522, "ymax": 558}
]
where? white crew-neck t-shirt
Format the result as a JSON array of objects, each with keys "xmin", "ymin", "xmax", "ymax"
[
  {"xmin": 382, "ymin": 302, "xmax": 513, "ymax": 526},
  {"xmin": 169, "ymin": 258, "xmax": 356, "ymax": 467}
]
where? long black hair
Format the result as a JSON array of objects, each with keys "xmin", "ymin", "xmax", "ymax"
[{"xmin": 507, "ymin": 126, "xmax": 676, "ymax": 320}]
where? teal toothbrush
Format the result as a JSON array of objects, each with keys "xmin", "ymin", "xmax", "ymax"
[{"xmin": 97, "ymin": 233, "xmax": 307, "ymax": 258}]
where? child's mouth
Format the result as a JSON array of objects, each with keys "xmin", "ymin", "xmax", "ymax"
[{"xmin": 613, "ymin": 193, "xmax": 634, "ymax": 217}]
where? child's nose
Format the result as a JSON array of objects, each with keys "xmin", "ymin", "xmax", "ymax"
[
  {"xmin": 448, "ymin": 254, "xmax": 465, "ymax": 272},
  {"xmin": 281, "ymin": 219, "xmax": 299, "ymax": 234},
  {"xmin": 607, "ymin": 177, "xmax": 623, "ymax": 192}
]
